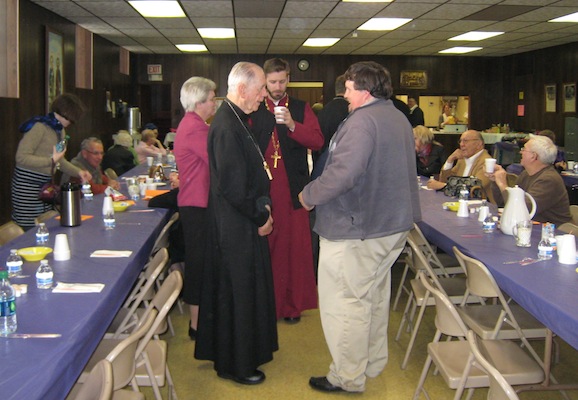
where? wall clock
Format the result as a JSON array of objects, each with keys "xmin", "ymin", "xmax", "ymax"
[{"xmin": 297, "ymin": 59, "xmax": 310, "ymax": 71}]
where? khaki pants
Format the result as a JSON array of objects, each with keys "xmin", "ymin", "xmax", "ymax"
[{"xmin": 318, "ymin": 232, "xmax": 408, "ymax": 392}]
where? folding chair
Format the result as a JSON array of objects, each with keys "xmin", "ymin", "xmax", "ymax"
[
  {"xmin": 34, "ymin": 210, "xmax": 59, "ymax": 226},
  {"xmin": 413, "ymin": 275, "xmax": 544, "ymax": 400},
  {"xmin": 0, "ymin": 221, "xmax": 24, "ymax": 246},
  {"xmin": 71, "ymin": 359, "xmax": 113, "ymax": 400}
]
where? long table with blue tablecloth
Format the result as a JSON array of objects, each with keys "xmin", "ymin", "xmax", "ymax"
[
  {"xmin": 417, "ymin": 177, "xmax": 578, "ymax": 351},
  {"xmin": 0, "ymin": 165, "xmax": 169, "ymax": 400}
]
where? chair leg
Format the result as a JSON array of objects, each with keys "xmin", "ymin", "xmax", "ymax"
[
  {"xmin": 396, "ymin": 292, "xmax": 415, "ymax": 341},
  {"xmin": 413, "ymin": 354, "xmax": 433, "ymax": 400},
  {"xmin": 393, "ymin": 263, "xmax": 410, "ymax": 311},
  {"xmin": 401, "ymin": 294, "xmax": 429, "ymax": 369},
  {"xmin": 166, "ymin": 364, "xmax": 177, "ymax": 400}
]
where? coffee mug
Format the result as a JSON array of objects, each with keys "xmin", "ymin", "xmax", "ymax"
[{"xmin": 513, "ymin": 220, "xmax": 532, "ymax": 247}]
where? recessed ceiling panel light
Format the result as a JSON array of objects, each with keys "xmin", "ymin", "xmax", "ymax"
[
  {"xmin": 439, "ymin": 47, "xmax": 483, "ymax": 54},
  {"xmin": 129, "ymin": 1, "xmax": 185, "ymax": 18},
  {"xmin": 449, "ymin": 31, "xmax": 504, "ymax": 41},
  {"xmin": 176, "ymin": 44, "xmax": 208, "ymax": 52},
  {"xmin": 358, "ymin": 18, "xmax": 412, "ymax": 31},
  {"xmin": 303, "ymin": 38, "xmax": 340, "ymax": 47},
  {"xmin": 549, "ymin": 12, "xmax": 578, "ymax": 23},
  {"xmin": 198, "ymin": 28, "xmax": 235, "ymax": 39}
]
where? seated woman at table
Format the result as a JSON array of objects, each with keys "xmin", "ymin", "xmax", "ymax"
[
  {"xmin": 102, "ymin": 130, "xmax": 138, "ymax": 176},
  {"xmin": 414, "ymin": 125, "xmax": 446, "ymax": 177},
  {"xmin": 135, "ymin": 129, "xmax": 167, "ymax": 164},
  {"xmin": 427, "ymin": 130, "xmax": 495, "ymax": 203},
  {"xmin": 536, "ymin": 129, "xmax": 566, "ymax": 171},
  {"xmin": 487, "ymin": 135, "xmax": 571, "ymax": 226}
]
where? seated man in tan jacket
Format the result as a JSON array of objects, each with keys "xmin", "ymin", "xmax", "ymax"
[{"xmin": 427, "ymin": 130, "xmax": 494, "ymax": 202}]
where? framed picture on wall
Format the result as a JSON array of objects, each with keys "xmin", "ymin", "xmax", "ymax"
[
  {"xmin": 46, "ymin": 27, "xmax": 64, "ymax": 112},
  {"xmin": 400, "ymin": 71, "xmax": 427, "ymax": 89},
  {"xmin": 563, "ymin": 83, "xmax": 576, "ymax": 113},
  {"xmin": 545, "ymin": 84, "xmax": 556, "ymax": 112}
]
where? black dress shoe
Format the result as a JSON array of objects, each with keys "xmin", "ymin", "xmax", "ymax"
[
  {"xmin": 283, "ymin": 316, "xmax": 301, "ymax": 324},
  {"xmin": 309, "ymin": 376, "xmax": 343, "ymax": 392},
  {"xmin": 217, "ymin": 369, "xmax": 266, "ymax": 385},
  {"xmin": 188, "ymin": 324, "xmax": 197, "ymax": 340}
]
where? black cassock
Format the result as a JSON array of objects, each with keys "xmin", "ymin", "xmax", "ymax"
[{"xmin": 194, "ymin": 99, "xmax": 278, "ymax": 377}]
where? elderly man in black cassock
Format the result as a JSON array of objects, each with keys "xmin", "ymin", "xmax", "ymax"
[{"xmin": 194, "ymin": 61, "xmax": 277, "ymax": 385}]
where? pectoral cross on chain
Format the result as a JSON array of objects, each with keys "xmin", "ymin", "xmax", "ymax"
[{"xmin": 271, "ymin": 153, "xmax": 281, "ymax": 168}]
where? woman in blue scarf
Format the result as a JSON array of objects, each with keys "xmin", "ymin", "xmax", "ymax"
[{"xmin": 11, "ymin": 94, "xmax": 92, "ymax": 230}]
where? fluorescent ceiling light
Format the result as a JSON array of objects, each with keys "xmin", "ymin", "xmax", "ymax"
[
  {"xmin": 549, "ymin": 12, "xmax": 578, "ymax": 23},
  {"xmin": 439, "ymin": 47, "xmax": 483, "ymax": 54},
  {"xmin": 198, "ymin": 28, "xmax": 235, "ymax": 39},
  {"xmin": 449, "ymin": 31, "xmax": 504, "ymax": 41},
  {"xmin": 129, "ymin": 1, "xmax": 185, "ymax": 18},
  {"xmin": 358, "ymin": 18, "xmax": 412, "ymax": 31},
  {"xmin": 303, "ymin": 38, "xmax": 340, "ymax": 47},
  {"xmin": 176, "ymin": 44, "xmax": 208, "ymax": 52}
]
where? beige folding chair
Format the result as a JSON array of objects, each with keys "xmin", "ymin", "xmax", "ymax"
[
  {"xmin": 453, "ymin": 247, "xmax": 556, "ymax": 382},
  {"xmin": 105, "ymin": 168, "xmax": 119, "ymax": 181},
  {"xmin": 395, "ymin": 235, "xmax": 476, "ymax": 370},
  {"xmin": 413, "ymin": 275, "xmax": 544, "ymax": 400},
  {"xmin": 570, "ymin": 205, "xmax": 578, "ymax": 226},
  {"xmin": 393, "ymin": 223, "xmax": 463, "ymax": 311},
  {"xmin": 107, "ymin": 248, "xmax": 169, "ymax": 337},
  {"xmin": 506, "ymin": 173, "xmax": 518, "ymax": 188},
  {"xmin": 466, "ymin": 330, "xmax": 520, "ymax": 400},
  {"xmin": 78, "ymin": 310, "xmax": 157, "ymax": 398},
  {"xmin": 558, "ymin": 222, "xmax": 578, "ymax": 236},
  {"xmin": 72, "ymin": 359, "xmax": 113, "ymax": 400},
  {"xmin": 0, "ymin": 221, "xmax": 25, "ymax": 246},
  {"xmin": 34, "ymin": 209, "xmax": 59, "ymax": 226}
]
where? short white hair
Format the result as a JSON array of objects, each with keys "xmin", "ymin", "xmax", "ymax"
[
  {"xmin": 180, "ymin": 77, "xmax": 216, "ymax": 112},
  {"xmin": 528, "ymin": 135, "xmax": 557, "ymax": 165},
  {"xmin": 228, "ymin": 62, "xmax": 260, "ymax": 94}
]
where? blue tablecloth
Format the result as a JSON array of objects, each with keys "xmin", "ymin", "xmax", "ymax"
[
  {"xmin": 0, "ymin": 167, "xmax": 169, "ymax": 399},
  {"xmin": 417, "ymin": 179, "xmax": 578, "ymax": 351}
]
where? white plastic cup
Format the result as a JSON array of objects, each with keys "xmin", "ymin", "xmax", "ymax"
[
  {"xmin": 485, "ymin": 158, "xmax": 497, "ymax": 173},
  {"xmin": 478, "ymin": 205, "xmax": 490, "ymax": 222},
  {"xmin": 147, "ymin": 183, "xmax": 156, "ymax": 191},
  {"xmin": 457, "ymin": 200, "xmax": 469, "ymax": 217},
  {"xmin": 274, "ymin": 106, "xmax": 287, "ymax": 124},
  {"xmin": 139, "ymin": 182, "xmax": 147, "ymax": 196},
  {"xmin": 146, "ymin": 156, "xmax": 154, "ymax": 167},
  {"xmin": 568, "ymin": 161, "xmax": 575, "ymax": 171},
  {"xmin": 145, "ymin": 177, "xmax": 154, "ymax": 185},
  {"xmin": 556, "ymin": 234, "xmax": 577, "ymax": 265},
  {"xmin": 102, "ymin": 196, "xmax": 113, "ymax": 215},
  {"xmin": 53, "ymin": 233, "xmax": 71, "ymax": 261}
]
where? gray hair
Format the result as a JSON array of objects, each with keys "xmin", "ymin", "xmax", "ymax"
[
  {"xmin": 228, "ymin": 62, "xmax": 260, "ymax": 94},
  {"xmin": 180, "ymin": 77, "xmax": 216, "ymax": 112},
  {"xmin": 81, "ymin": 137, "xmax": 102, "ymax": 150},
  {"xmin": 528, "ymin": 135, "xmax": 557, "ymax": 165}
]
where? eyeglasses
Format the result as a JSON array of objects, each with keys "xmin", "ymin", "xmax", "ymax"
[
  {"xmin": 520, "ymin": 147, "xmax": 535, "ymax": 154},
  {"xmin": 86, "ymin": 150, "xmax": 104, "ymax": 155},
  {"xmin": 458, "ymin": 138, "xmax": 481, "ymax": 144}
]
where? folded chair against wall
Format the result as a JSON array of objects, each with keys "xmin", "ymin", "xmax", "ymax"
[
  {"xmin": 34, "ymin": 209, "xmax": 59, "ymax": 226},
  {"xmin": 0, "ymin": 221, "xmax": 25, "ymax": 246},
  {"xmin": 413, "ymin": 275, "xmax": 544, "ymax": 400},
  {"xmin": 453, "ymin": 247, "xmax": 557, "ymax": 384},
  {"xmin": 570, "ymin": 205, "xmax": 578, "ymax": 225},
  {"xmin": 395, "ymin": 235, "xmax": 475, "ymax": 370},
  {"xmin": 558, "ymin": 222, "xmax": 578, "ymax": 236},
  {"xmin": 107, "ymin": 248, "xmax": 168, "ymax": 337},
  {"xmin": 72, "ymin": 359, "xmax": 114, "ymax": 400}
]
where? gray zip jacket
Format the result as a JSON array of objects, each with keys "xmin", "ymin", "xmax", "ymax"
[{"xmin": 302, "ymin": 98, "xmax": 421, "ymax": 240}]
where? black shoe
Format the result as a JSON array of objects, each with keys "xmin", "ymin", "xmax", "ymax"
[
  {"xmin": 283, "ymin": 316, "xmax": 301, "ymax": 324},
  {"xmin": 188, "ymin": 324, "xmax": 197, "ymax": 340},
  {"xmin": 217, "ymin": 370, "xmax": 265, "ymax": 385},
  {"xmin": 309, "ymin": 376, "xmax": 343, "ymax": 392}
]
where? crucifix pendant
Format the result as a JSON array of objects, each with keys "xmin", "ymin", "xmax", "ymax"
[{"xmin": 271, "ymin": 152, "xmax": 281, "ymax": 168}]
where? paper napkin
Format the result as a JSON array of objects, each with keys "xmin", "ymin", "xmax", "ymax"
[
  {"xmin": 90, "ymin": 250, "xmax": 133, "ymax": 258},
  {"xmin": 52, "ymin": 282, "xmax": 105, "ymax": 293}
]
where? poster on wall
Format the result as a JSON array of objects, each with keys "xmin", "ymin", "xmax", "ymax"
[
  {"xmin": 564, "ymin": 83, "xmax": 576, "ymax": 113},
  {"xmin": 46, "ymin": 27, "xmax": 64, "ymax": 112},
  {"xmin": 545, "ymin": 84, "xmax": 556, "ymax": 113}
]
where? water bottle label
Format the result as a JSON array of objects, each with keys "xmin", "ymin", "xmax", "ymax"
[
  {"xmin": 6, "ymin": 261, "xmax": 23, "ymax": 275},
  {"xmin": 36, "ymin": 272, "xmax": 53, "ymax": 287},
  {"xmin": 0, "ymin": 298, "xmax": 16, "ymax": 317},
  {"xmin": 104, "ymin": 218, "xmax": 116, "ymax": 229}
]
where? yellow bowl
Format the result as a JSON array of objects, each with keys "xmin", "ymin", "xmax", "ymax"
[
  {"xmin": 443, "ymin": 202, "xmax": 460, "ymax": 212},
  {"xmin": 113, "ymin": 200, "xmax": 134, "ymax": 212},
  {"xmin": 17, "ymin": 247, "xmax": 53, "ymax": 262}
]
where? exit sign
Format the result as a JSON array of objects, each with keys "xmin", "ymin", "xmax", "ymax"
[{"xmin": 147, "ymin": 64, "xmax": 162, "ymax": 74}]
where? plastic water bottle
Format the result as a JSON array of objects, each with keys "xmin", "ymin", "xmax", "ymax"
[
  {"xmin": 103, "ymin": 210, "xmax": 116, "ymax": 230},
  {"xmin": 482, "ymin": 213, "xmax": 496, "ymax": 233},
  {"xmin": 81, "ymin": 182, "xmax": 93, "ymax": 201},
  {"xmin": 36, "ymin": 222, "xmax": 49, "ymax": 245},
  {"xmin": 167, "ymin": 151, "xmax": 176, "ymax": 168},
  {"xmin": 0, "ymin": 270, "xmax": 17, "ymax": 334},
  {"xmin": 36, "ymin": 260, "xmax": 54, "ymax": 289},
  {"xmin": 538, "ymin": 223, "xmax": 554, "ymax": 260},
  {"xmin": 55, "ymin": 134, "xmax": 70, "ymax": 152},
  {"xmin": 6, "ymin": 249, "xmax": 23, "ymax": 277}
]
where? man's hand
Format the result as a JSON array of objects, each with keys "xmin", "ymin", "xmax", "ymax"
[
  {"xmin": 78, "ymin": 170, "xmax": 92, "ymax": 183},
  {"xmin": 278, "ymin": 108, "xmax": 296, "ymax": 131},
  {"xmin": 298, "ymin": 192, "xmax": 314, "ymax": 211},
  {"xmin": 109, "ymin": 179, "xmax": 121, "ymax": 191},
  {"xmin": 447, "ymin": 148, "xmax": 463, "ymax": 164},
  {"xmin": 52, "ymin": 145, "xmax": 66, "ymax": 163},
  {"xmin": 258, "ymin": 208, "xmax": 273, "ymax": 236},
  {"xmin": 426, "ymin": 179, "xmax": 447, "ymax": 191},
  {"xmin": 485, "ymin": 164, "xmax": 508, "ymax": 192}
]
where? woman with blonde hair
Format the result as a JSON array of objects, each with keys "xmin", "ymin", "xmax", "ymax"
[{"xmin": 413, "ymin": 125, "xmax": 446, "ymax": 177}]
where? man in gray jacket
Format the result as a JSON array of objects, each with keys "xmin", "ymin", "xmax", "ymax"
[{"xmin": 299, "ymin": 61, "xmax": 421, "ymax": 393}]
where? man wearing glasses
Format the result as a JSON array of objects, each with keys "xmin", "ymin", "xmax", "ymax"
[
  {"xmin": 487, "ymin": 135, "xmax": 571, "ymax": 225},
  {"xmin": 62, "ymin": 137, "xmax": 120, "ymax": 194},
  {"xmin": 427, "ymin": 130, "xmax": 493, "ymax": 200}
]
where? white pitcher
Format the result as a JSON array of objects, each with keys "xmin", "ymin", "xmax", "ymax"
[{"xmin": 500, "ymin": 185, "xmax": 536, "ymax": 235}]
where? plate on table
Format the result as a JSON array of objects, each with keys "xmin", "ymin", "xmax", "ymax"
[{"xmin": 442, "ymin": 202, "xmax": 460, "ymax": 212}]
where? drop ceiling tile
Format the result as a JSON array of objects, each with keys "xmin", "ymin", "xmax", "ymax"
[
  {"xmin": 235, "ymin": 18, "xmax": 279, "ymax": 29},
  {"xmin": 162, "ymin": 29, "xmax": 201, "ymax": 38},
  {"xmin": 190, "ymin": 17, "xmax": 234, "ymax": 28},
  {"xmin": 118, "ymin": 29, "xmax": 163, "ymax": 38},
  {"xmin": 327, "ymin": 2, "xmax": 388, "ymax": 18},
  {"xmin": 181, "ymin": 1, "xmax": 233, "ymax": 17},
  {"xmin": 510, "ymin": 6, "xmax": 578, "ymax": 21},
  {"xmin": 421, "ymin": 4, "xmax": 492, "ymax": 20},
  {"xmin": 79, "ymin": 1, "xmax": 137, "ymax": 17},
  {"xmin": 436, "ymin": 20, "xmax": 495, "ymax": 31},
  {"xmin": 283, "ymin": 1, "xmax": 336, "ymax": 17},
  {"xmin": 375, "ymin": 2, "xmax": 440, "ymax": 18},
  {"xmin": 273, "ymin": 29, "xmax": 312, "ymax": 39},
  {"xmin": 236, "ymin": 29, "xmax": 276, "ymax": 39},
  {"xmin": 276, "ymin": 17, "xmax": 324, "ymax": 30},
  {"xmin": 316, "ymin": 18, "xmax": 366, "ymax": 30},
  {"xmin": 101, "ymin": 17, "xmax": 152, "ymax": 29},
  {"xmin": 146, "ymin": 18, "xmax": 195, "ymax": 29}
]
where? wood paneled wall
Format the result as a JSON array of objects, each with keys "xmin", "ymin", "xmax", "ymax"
[{"xmin": 1, "ymin": 0, "xmax": 577, "ymax": 225}]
